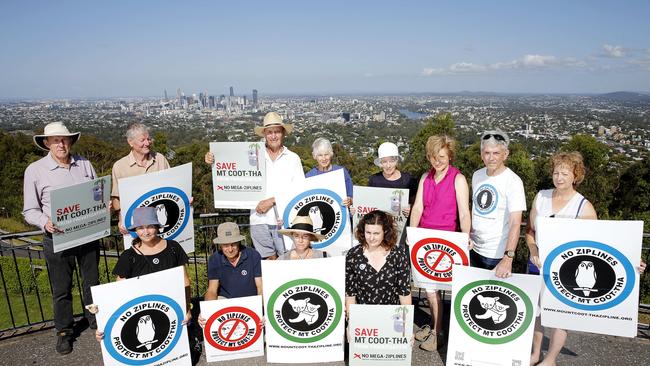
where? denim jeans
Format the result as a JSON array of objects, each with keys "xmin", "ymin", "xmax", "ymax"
[
  {"xmin": 469, "ymin": 249, "xmax": 502, "ymax": 270},
  {"xmin": 42, "ymin": 234, "xmax": 100, "ymax": 331}
]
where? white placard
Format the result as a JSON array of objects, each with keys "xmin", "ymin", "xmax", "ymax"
[
  {"xmin": 119, "ymin": 163, "xmax": 194, "ymax": 253},
  {"xmin": 200, "ymin": 295, "xmax": 264, "ymax": 362},
  {"xmin": 349, "ymin": 304, "xmax": 414, "ymax": 366},
  {"xmin": 50, "ymin": 176, "xmax": 111, "ymax": 252},
  {"xmin": 537, "ymin": 217, "xmax": 642, "ymax": 337},
  {"xmin": 407, "ymin": 227, "xmax": 469, "ymax": 291},
  {"xmin": 446, "ymin": 266, "xmax": 541, "ymax": 366},
  {"xmin": 276, "ymin": 169, "xmax": 352, "ymax": 256},
  {"xmin": 352, "ymin": 186, "xmax": 409, "ymax": 243},
  {"xmin": 209, "ymin": 142, "xmax": 266, "ymax": 209},
  {"xmin": 91, "ymin": 266, "xmax": 191, "ymax": 366},
  {"xmin": 262, "ymin": 257, "xmax": 345, "ymax": 363}
]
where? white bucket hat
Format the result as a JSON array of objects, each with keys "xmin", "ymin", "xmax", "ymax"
[
  {"xmin": 33, "ymin": 122, "xmax": 81, "ymax": 151},
  {"xmin": 374, "ymin": 142, "xmax": 403, "ymax": 167},
  {"xmin": 254, "ymin": 112, "xmax": 294, "ymax": 137}
]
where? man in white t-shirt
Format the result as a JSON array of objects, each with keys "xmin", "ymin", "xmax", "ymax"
[
  {"xmin": 470, "ymin": 130, "xmax": 526, "ymax": 278},
  {"xmin": 205, "ymin": 112, "xmax": 305, "ymax": 259}
]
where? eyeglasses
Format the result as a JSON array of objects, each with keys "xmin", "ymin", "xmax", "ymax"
[
  {"xmin": 380, "ymin": 157, "xmax": 398, "ymax": 165},
  {"xmin": 482, "ymin": 133, "xmax": 506, "ymax": 142}
]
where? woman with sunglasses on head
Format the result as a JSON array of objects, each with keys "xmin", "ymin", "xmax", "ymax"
[
  {"xmin": 93, "ymin": 206, "xmax": 192, "ymax": 341},
  {"xmin": 278, "ymin": 216, "xmax": 327, "ymax": 260},
  {"xmin": 410, "ymin": 134, "xmax": 471, "ymax": 352}
]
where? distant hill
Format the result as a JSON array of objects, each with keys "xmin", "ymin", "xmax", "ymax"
[{"xmin": 596, "ymin": 91, "xmax": 650, "ymax": 103}]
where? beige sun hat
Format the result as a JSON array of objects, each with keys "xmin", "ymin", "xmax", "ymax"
[
  {"xmin": 212, "ymin": 222, "xmax": 246, "ymax": 244},
  {"xmin": 33, "ymin": 122, "xmax": 81, "ymax": 151},
  {"xmin": 254, "ymin": 112, "xmax": 294, "ymax": 137},
  {"xmin": 278, "ymin": 215, "xmax": 326, "ymax": 241}
]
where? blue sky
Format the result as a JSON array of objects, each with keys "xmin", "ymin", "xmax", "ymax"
[{"xmin": 1, "ymin": 0, "xmax": 649, "ymax": 98}]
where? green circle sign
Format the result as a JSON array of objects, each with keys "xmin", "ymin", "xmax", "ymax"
[
  {"xmin": 267, "ymin": 278, "xmax": 343, "ymax": 343},
  {"xmin": 453, "ymin": 279, "xmax": 533, "ymax": 344}
]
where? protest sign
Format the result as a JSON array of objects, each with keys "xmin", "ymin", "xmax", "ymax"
[
  {"xmin": 352, "ymin": 186, "xmax": 409, "ymax": 243},
  {"xmin": 50, "ymin": 176, "xmax": 111, "ymax": 252},
  {"xmin": 276, "ymin": 169, "xmax": 352, "ymax": 256},
  {"xmin": 407, "ymin": 227, "xmax": 469, "ymax": 291},
  {"xmin": 447, "ymin": 266, "xmax": 541, "ymax": 366},
  {"xmin": 200, "ymin": 295, "xmax": 264, "ymax": 362},
  {"xmin": 119, "ymin": 163, "xmax": 194, "ymax": 253},
  {"xmin": 209, "ymin": 142, "xmax": 266, "ymax": 209},
  {"xmin": 349, "ymin": 304, "xmax": 414, "ymax": 366},
  {"xmin": 537, "ymin": 217, "xmax": 642, "ymax": 337},
  {"xmin": 91, "ymin": 266, "xmax": 191, "ymax": 366},
  {"xmin": 262, "ymin": 257, "xmax": 345, "ymax": 363}
]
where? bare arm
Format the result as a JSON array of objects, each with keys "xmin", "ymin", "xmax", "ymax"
[
  {"xmin": 203, "ymin": 280, "xmax": 220, "ymax": 301},
  {"xmin": 455, "ymin": 174, "xmax": 471, "ymax": 234},
  {"xmin": 578, "ymin": 201, "xmax": 597, "ymax": 220},
  {"xmin": 525, "ymin": 196, "xmax": 540, "ymax": 267},
  {"xmin": 409, "ymin": 173, "xmax": 427, "ymax": 227},
  {"xmin": 494, "ymin": 211, "xmax": 522, "ymax": 278},
  {"xmin": 255, "ymin": 277, "xmax": 263, "ymax": 295}
]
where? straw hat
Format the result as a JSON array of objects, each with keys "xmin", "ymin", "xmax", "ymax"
[
  {"xmin": 254, "ymin": 112, "xmax": 294, "ymax": 137},
  {"xmin": 278, "ymin": 215, "xmax": 326, "ymax": 241},
  {"xmin": 33, "ymin": 122, "xmax": 81, "ymax": 151},
  {"xmin": 212, "ymin": 222, "xmax": 246, "ymax": 244},
  {"xmin": 127, "ymin": 207, "xmax": 162, "ymax": 231}
]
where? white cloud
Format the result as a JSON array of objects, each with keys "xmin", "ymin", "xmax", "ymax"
[
  {"xmin": 422, "ymin": 54, "xmax": 586, "ymax": 76},
  {"xmin": 602, "ymin": 44, "xmax": 626, "ymax": 58}
]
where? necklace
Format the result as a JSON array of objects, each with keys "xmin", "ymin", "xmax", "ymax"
[{"xmin": 295, "ymin": 249, "xmax": 311, "ymax": 260}]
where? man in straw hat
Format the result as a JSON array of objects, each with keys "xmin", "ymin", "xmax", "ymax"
[
  {"xmin": 111, "ymin": 122, "xmax": 170, "ymax": 234},
  {"xmin": 206, "ymin": 112, "xmax": 305, "ymax": 259},
  {"xmin": 204, "ymin": 222, "xmax": 262, "ymax": 301},
  {"xmin": 23, "ymin": 122, "xmax": 101, "ymax": 355}
]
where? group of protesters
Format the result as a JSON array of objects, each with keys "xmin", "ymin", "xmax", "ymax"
[{"xmin": 23, "ymin": 113, "xmax": 646, "ymax": 365}]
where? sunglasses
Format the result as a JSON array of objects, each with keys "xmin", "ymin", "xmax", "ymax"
[{"xmin": 482, "ymin": 133, "xmax": 506, "ymax": 142}]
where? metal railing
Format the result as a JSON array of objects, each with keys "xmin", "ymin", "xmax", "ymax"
[{"xmin": 0, "ymin": 216, "xmax": 648, "ymax": 339}]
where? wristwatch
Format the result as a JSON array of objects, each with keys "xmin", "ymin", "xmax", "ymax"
[{"xmin": 504, "ymin": 250, "xmax": 516, "ymax": 258}]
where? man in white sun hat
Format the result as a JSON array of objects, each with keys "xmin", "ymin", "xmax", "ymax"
[
  {"xmin": 23, "ymin": 122, "xmax": 101, "ymax": 355},
  {"xmin": 206, "ymin": 112, "xmax": 305, "ymax": 259}
]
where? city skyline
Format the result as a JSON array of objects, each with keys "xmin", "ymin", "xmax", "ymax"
[{"xmin": 1, "ymin": 0, "xmax": 650, "ymax": 98}]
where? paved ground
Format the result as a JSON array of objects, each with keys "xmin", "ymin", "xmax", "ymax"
[{"xmin": 1, "ymin": 297, "xmax": 649, "ymax": 366}]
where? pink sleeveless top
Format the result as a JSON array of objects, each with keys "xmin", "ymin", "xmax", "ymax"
[{"xmin": 419, "ymin": 165, "xmax": 460, "ymax": 231}]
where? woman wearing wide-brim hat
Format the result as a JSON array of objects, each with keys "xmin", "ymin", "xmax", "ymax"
[{"xmin": 278, "ymin": 216, "xmax": 328, "ymax": 260}]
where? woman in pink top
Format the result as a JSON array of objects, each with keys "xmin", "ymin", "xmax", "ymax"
[{"xmin": 410, "ymin": 134, "xmax": 471, "ymax": 352}]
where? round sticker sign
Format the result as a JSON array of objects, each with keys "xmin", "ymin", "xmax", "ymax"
[
  {"xmin": 267, "ymin": 278, "xmax": 342, "ymax": 343},
  {"xmin": 542, "ymin": 240, "xmax": 635, "ymax": 311},
  {"xmin": 411, "ymin": 237, "xmax": 469, "ymax": 282},
  {"xmin": 204, "ymin": 306, "xmax": 262, "ymax": 352},
  {"xmin": 454, "ymin": 280, "xmax": 533, "ymax": 344},
  {"xmin": 103, "ymin": 294, "xmax": 185, "ymax": 365},
  {"xmin": 474, "ymin": 184, "xmax": 498, "ymax": 215},
  {"xmin": 282, "ymin": 189, "xmax": 347, "ymax": 249},
  {"xmin": 125, "ymin": 187, "xmax": 190, "ymax": 240}
]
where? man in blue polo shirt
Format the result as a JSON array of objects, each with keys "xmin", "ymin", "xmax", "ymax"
[{"xmin": 204, "ymin": 222, "xmax": 262, "ymax": 300}]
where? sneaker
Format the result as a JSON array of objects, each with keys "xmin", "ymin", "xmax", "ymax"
[
  {"xmin": 414, "ymin": 325, "xmax": 432, "ymax": 342},
  {"xmin": 56, "ymin": 330, "xmax": 73, "ymax": 355}
]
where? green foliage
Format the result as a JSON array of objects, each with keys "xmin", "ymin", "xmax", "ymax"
[
  {"xmin": 561, "ymin": 134, "xmax": 616, "ymax": 217},
  {"xmin": 402, "ymin": 113, "xmax": 456, "ymax": 178},
  {"xmin": 506, "ymin": 143, "xmax": 538, "ymax": 206},
  {"xmin": 170, "ymin": 142, "xmax": 212, "ymax": 214},
  {"xmin": 610, "ymin": 157, "xmax": 650, "ymax": 230}
]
